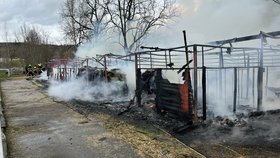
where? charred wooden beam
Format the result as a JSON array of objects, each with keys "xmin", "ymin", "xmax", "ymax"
[
  {"xmin": 233, "ymin": 67, "xmax": 237, "ymax": 113},
  {"xmin": 257, "ymin": 34, "xmax": 265, "ymax": 111},
  {"xmin": 135, "ymin": 54, "xmax": 142, "ymax": 107},
  {"xmin": 202, "ymin": 66, "xmax": 207, "ymax": 120},
  {"xmin": 183, "ymin": 30, "xmax": 189, "ymax": 66},
  {"xmin": 193, "ymin": 46, "xmax": 198, "ymax": 121}
]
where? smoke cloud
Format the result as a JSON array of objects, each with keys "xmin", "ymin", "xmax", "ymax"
[
  {"xmin": 48, "ymin": 78, "xmax": 130, "ymax": 102},
  {"xmin": 146, "ymin": 0, "xmax": 280, "ymax": 47}
]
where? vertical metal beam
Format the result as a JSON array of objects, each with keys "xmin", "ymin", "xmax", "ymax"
[
  {"xmin": 135, "ymin": 54, "xmax": 142, "ymax": 107},
  {"xmin": 219, "ymin": 48, "xmax": 224, "ymax": 98},
  {"xmin": 252, "ymin": 68, "xmax": 255, "ymax": 107},
  {"xmin": 233, "ymin": 67, "xmax": 237, "ymax": 113},
  {"xmin": 193, "ymin": 46, "xmax": 198, "ymax": 121},
  {"xmin": 202, "ymin": 66, "xmax": 207, "ymax": 120},
  {"xmin": 224, "ymin": 69, "xmax": 227, "ymax": 102},
  {"xmin": 237, "ymin": 68, "xmax": 240, "ymax": 105},
  {"xmin": 241, "ymin": 69, "xmax": 243, "ymax": 98},
  {"xmin": 246, "ymin": 55, "xmax": 250, "ymax": 99},
  {"xmin": 168, "ymin": 50, "xmax": 172, "ymax": 65},
  {"xmin": 104, "ymin": 56, "xmax": 108, "ymax": 82},
  {"xmin": 257, "ymin": 33, "xmax": 264, "ymax": 111},
  {"xmin": 164, "ymin": 51, "xmax": 167, "ymax": 68},
  {"xmin": 183, "ymin": 30, "xmax": 189, "ymax": 65},
  {"xmin": 215, "ymin": 70, "xmax": 218, "ymax": 98},
  {"xmin": 266, "ymin": 67, "xmax": 269, "ymax": 96},
  {"xmin": 202, "ymin": 47, "xmax": 205, "ymax": 67}
]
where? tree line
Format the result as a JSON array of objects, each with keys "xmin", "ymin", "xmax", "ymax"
[{"xmin": 0, "ymin": 24, "xmax": 75, "ymax": 68}]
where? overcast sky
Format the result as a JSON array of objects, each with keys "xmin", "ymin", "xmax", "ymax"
[
  {"xmin": 0, "ymin": 0, "xmax": 63, "ymax": 44},
  {"xmin": 0, "ymin": 0, "xmax": 279, "ymax": 45}
]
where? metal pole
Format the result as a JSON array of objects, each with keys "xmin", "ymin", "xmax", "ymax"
[
  {"xmin": 233, "ymin": 67, "xmax": 237, "ymax": 113},
  {"xmin": 135, "ymin": 54, "xmax": 142, "ymax": 106},
  {"xmin": 246, "ymin": 55, "xmax": 250, "ymax": 99},
  {"xmin": 165, "ymin": 51, "xmax": 167, "ymax": 68},
  {"xmin": 266, "ymin": 67, "xmax": 269, "ymax": 96},
  {"xmin": 257, "ymin": 33, "xmax": 264, "ymax": 111},
  {"xmin": 241, "ymin": 69, "xmax": 243, "ymax": 98},
  {"xmin": 193, "ymin": 45, "xmax": 198, "ymax": 121},
  {"xmin": 183, "ymin": 30, "xmax": 189, "ymax": 65},
  {"xmin": 202, "ymin": 66, "xmax": 207, "ymax": 120},
  {"xmin": 252, "ymin": 68, "xmax": 255, "ymax": 107},
  {"xmin": 219, "ymin": 48, "xmax": 224, "ymax": 98},
  {"xmin": 104, "ymin": 56, "xmax": 108, "ymax": 82},
  {"xmin": 237, "ymin": 68, "xmax": 240, "ymax": 105},
  {"xmin": 202, "ymin": 47, "xmax": 205, "ymax": 67}
]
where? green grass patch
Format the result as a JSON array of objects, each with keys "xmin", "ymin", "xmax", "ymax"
[{"xmin": 0, "ymin": 70, "xmax": 9, "ymax": 80}]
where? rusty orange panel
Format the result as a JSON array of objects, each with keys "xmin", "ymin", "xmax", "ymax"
[{"xmin": 178, "ymin": 84, "xmax": 189, "ymax": 113}]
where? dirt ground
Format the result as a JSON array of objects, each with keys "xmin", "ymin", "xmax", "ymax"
[
  {"xmin": 1, "ymin": 79, "xmax": 205, "ymax": 158},
  {"xmin": 6, "ymin": 78, "xmax": 280, "ymax": 158},
  {"xmin": 63, "ymin": 92, "xmax": 280, "ymax": 158}
]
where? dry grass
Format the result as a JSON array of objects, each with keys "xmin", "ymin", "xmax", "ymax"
[{"xmin": 89, "ymin": 112, "xmax": 203, "ymax": 158}]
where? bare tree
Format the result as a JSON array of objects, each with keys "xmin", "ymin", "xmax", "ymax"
[
  {"xmin": 60, "ymin": 0, "xmax": 177, "ymax": 54},
  {"xmin": 61, "ymin": 0, "xmax": 110, "ymax": 45},
  {"xmin": 14, "ymin": 24, "xmax": 50, "ymax": 64},
  {"xmin": 106, "ymin": 0, "xmax": 177, "ymax": 53},
  {"xmin": 15, "ymin": 24, "xmax": 49, "ymax": 45}
]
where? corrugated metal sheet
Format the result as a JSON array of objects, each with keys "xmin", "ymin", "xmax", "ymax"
[{"xmin": 155, "ymin": 80, "xmax": 190, "ymax": 118}]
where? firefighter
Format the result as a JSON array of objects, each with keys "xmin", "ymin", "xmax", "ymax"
[
  {"xmin": 37, "ymin": 63, "xmax": 43, "ymax": 75},
  {"xmin": 33, "ymin": 65, "xmax": 38, "ymax": 75},
  {"xmin": 26, "ymin": 64, "xmax": 34, "ymax": 76}
]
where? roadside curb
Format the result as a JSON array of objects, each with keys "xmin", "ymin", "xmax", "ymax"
[{"xmin": 0, "ymin": 93, "xmax": 7, "ymax": 158}]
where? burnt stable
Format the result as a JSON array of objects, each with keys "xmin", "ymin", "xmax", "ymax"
[
  {"xmin": 47, "ymin": 30, "xmax": 280, "ymax": 123},
  {"xmin": 130, "ymin": 30, "xmax": 280, "ymax": 122}
]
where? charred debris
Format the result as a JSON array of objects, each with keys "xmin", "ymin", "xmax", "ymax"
[{"xmin": 42, "ymin": 30, "xmax": 280, "ymax": 132}]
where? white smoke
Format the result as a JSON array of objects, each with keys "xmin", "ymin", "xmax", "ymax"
[
  {"xmin": 146, "ymin": 0, "xmax": 280, "ymax": 47},
  {"xmin": 47, "ymin": 37, "xmax": 136, "ymax": 102},
  {"xmin": 48, "ymin": 78, "xmax": 129, "ymax": 102}
]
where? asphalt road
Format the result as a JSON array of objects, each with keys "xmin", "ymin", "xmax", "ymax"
[{"xmin": 1, "ymin": 79, "xmax": 141, "ymax": 158}]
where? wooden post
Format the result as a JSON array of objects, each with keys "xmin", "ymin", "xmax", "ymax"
[
  {"xmin": 237, "ymin": 68, "xmax": 240, "ymax": 105},
  {"xmin": 135, "ymin": 54, "xmax": 142, "ymax": 106},
  {"xmin": 202, "ymin": 47, "xmax": 205, "ymax": 67},
  {"xmin": 219, "ymin": 48, "xmax": 224, "ymax": 99},
  {"xmin": 104, "ymin": 56, "xmax": 108, "ymax": 82},
  {"xmin": 233, "ymin": 68, "xmax": 237, "ymax": 113},
  {"xmin": 215, "ymin": 70, "xmax": 218, "ymax": 98},
  {"xmin": 193, "ymin": 46, "xmax": 198, "ymax": 121},
  {"xmin": 202, "ymin": 66, "xmax": 207, "ymax": 120},
  {"xmin": 224, "ymin": 69, "xmax": 227, "ymax": 103},
  {"xmin": 266, "ymin": 67, "xmax": 268, "ymax": 96},
  {"xmin": 252, "ymin": 68, "xmax": 255, "ymax": 107},
  {"xmin": 183, "ymin": 30, "xmax": 189, "ymax": 65},
  {"xmin": 257, "ymin": 33, "xmax": 264, "ymax": 111},
  {"xmin": 241, "ymin": 69, "xmax": 243, "ymax": 98},
  {"xmin": 246, "ymin": 55, "xmax": 250, "ymax": 99},
  {"xmin": 165, "ymin": 51, "xmax": 167, "ymax": 68}
]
